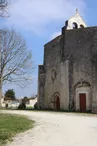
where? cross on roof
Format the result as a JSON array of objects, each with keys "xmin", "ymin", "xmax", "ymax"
[{"xmin": 76, "ymin": 8, "xmax": 79, "ymax": 13}]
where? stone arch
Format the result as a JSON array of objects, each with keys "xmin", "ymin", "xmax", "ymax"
[
  {"xmin": 72, "ymin": 22, "xmax": 78, "ymax": 29},
  {"xmin": 80, "ymin": 24, "xmax": 84, "ymax": 28},
  {"xmin": 74, "ymin": 80, "xmax": 92, "ymax": 112},
  {"xmin": 51, "ymin": 92, "xmax": 60, "ymax": 110},
  {"xmin": 74, "ymin": 80, "xmax": 91, "ymax": 88}
]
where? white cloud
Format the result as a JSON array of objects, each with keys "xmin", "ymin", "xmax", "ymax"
[{"xmin": 6, "ymin": 0, "xmax": 86, "ymax": 34}]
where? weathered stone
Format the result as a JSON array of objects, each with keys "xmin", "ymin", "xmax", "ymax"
[{"xmin": 38, "ymin": 10, "xmax": 97, "ymax": 113}]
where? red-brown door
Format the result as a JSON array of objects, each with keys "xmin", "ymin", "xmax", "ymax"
[
  {"xmin": 79, "ymin": 93, "xmax": 86, "ymax": 112},
  {"xmin": 56, "ymin": 96, "xmax": 60, "ymax": 110}
]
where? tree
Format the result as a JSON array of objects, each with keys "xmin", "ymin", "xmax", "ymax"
[
  {"xmin": 4, "ymin": 89, "xmax": 15, "ymax": 100},
  {"xmin": 0, "ymin": 0, "xmax": 9, "ymax": 18},
  {"xmin": 22, "ymin": 96, "xmax": 29, "ymax": 104},
  {"xmin": 0, "ymin": 29, "xmax": 33, "ymax": 107}
]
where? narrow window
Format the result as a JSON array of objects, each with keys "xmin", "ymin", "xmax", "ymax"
[
  {"xmin": 80, "ymin": 24, "xmax": 84, "ymax": 28},
  {"xmin": 72, "ymin": 22, "xmax": 78, "ymax": 29}
]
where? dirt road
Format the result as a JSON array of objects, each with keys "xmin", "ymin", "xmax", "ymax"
[{"xmin": 1, "ymin": 110, "xmax": 97, "ymax": 146}]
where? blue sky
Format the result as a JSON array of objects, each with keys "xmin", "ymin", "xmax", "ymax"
[{"xmin": 0, "ymin": 0, "xmax": 97, "ymax": 98}]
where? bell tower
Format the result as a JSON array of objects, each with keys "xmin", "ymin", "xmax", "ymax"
[{"xmin": 65, "ymin": 9, "xmax": 87, "ymax": 30}]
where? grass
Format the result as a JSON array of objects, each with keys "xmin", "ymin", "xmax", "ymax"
[{"xmin": 0, "ymin": 113, "xmax": 34, "ymax": 145}]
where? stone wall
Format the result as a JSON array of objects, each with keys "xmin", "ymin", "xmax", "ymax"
[
  {"xmin": 64, "ymin": 27, "xmax": 97, "ymax": 112},
  {"xmin": 38, "ymin": 25, "xmax": 97, "ymax": 112},
  {"xmin": 44, "ymin": 36, "xmax": 62, "ymax": 109},
  {"xmin": 60, "ymin": 61, "xmax": 70, "ymax": 110},
  {"xmin": 38, "ymin": 65, "xmax": 45, "ymax": 109}
]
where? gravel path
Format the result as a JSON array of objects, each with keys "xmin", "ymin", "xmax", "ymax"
[{"xmin": 1, "ymin": 110, "xmax": 97, "ymax": 146}]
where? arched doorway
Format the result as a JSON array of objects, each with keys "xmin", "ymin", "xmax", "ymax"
[
  {"xmin": 51, "ymin": 93, "xmax": 60, "ymax": 110},
  {"xmin": 55, "ymin": 96, "xmax": 60, "ymax": 110}
]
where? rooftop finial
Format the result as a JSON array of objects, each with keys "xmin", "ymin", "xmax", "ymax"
[{"xmin": 76, "ymin": 8, "xmax": 78, "ymax": 13}]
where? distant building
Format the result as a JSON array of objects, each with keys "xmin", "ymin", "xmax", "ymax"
[
  {"xmin": 38, "ymin": 10, "xmax": 97, "ymax": 113},
  {"xmin": 29, "ymin": 97, "xmax": 37, "ymax": 105},
  {"xmin": 1, "ymin": 97, "xmax": 19, "ymax": 108}
]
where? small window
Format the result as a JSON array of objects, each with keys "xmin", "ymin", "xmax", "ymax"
[
  {"xmin": 80, "ymin": 24, "xmax": 84, "ymax": 28},
  {"xmin": 72, "ymin": 22, "xmax": 78, "ymax": 29}
]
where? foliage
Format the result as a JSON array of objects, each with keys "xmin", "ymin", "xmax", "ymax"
[
  {"xmin": 34, "ymin": 102, "xmax": 38, "ymax": 110},
  {"xmin": 5, "ymin": 103, "xmax": 8, "ymax": 108},
  {"xmin": 18, "ymin": 102, "xmax": 26, "ymax": 109},
  {"xmin": 22, "ymin": 96, "xmax": 29, "ymax": 104},
  {"xmin": 0, "ymin": 113, "xmax": 34, "ymax": 145},
  {"xmin": 4, "ymin": 89, "xmax": 15, "ymax": 100}
]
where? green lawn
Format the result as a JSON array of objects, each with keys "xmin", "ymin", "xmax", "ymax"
[{"xmin": 0, "ymin": 113, "xmax": 34, "ymax": 145}]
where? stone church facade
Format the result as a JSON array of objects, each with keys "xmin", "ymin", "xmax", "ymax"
[{"xmin": 38, "ymin": 10, "xmax": 97, "ymax": 113}]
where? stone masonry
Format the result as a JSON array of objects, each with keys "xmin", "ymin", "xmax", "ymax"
[{"xmin": 38, "ymin": 10, "xmax": 97, "ymax": 113}]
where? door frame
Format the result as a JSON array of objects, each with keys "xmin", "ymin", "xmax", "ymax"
[
  {"xmin": 55, "ymin": 96, "xmax": 60, "ymax": 110},
  {"xmin": 79, "ymin": 93, "xmax": 86, "ymax": 112},
  {"xmin": 75, "ymin": 86, "xmax": 91, "ymax": 111},
  {"xmin": 52, "ymin": 93, "xmax": 60, "ymax": 110}
]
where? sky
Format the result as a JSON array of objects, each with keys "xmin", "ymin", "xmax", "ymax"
[{"xmin": 0, "ymin": 0, "xmax": 97, "ymax": 98}]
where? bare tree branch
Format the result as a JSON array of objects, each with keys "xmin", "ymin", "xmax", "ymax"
[
  {"xmin": 0, "ymin": 0, "xmax": 9, "ymax": 18},
  {"xmin": 0, "ymin": 29, "xmax": 34, "ymax": 106}
]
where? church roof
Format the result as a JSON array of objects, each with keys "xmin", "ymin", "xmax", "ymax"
[{"xmin": 44, "ymin": 35, "xmax": 62, "ymax": 47}]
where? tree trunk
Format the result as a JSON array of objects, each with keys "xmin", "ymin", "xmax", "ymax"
[{"xmin": 0, "ymin": 79, "xmax": 2, "ymax": 108}]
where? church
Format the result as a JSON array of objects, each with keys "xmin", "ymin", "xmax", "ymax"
[{"xmin": 38, "ymin": 10, "xmax": 97, "ymax": 113}]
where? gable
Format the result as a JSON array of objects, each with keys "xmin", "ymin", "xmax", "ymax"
[{"xmin": 65, "ymin": 10, "xmax": 87, "ymax": 30}]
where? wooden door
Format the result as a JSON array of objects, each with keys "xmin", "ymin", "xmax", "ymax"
[
  {"xmin": 56, "ymin": 96, "xmax": 60, "ymax": 110},
  {"xmin": 79, "ymin": 93, "xmax": 86, "ymax": 112}
]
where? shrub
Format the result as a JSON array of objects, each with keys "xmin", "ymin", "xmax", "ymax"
[
  {"xmin": 34, "ymin": 102, "xmax": 38, "ymax": 110},
  {"xmin": 18, "ymin": 102, "xmax": 26, "ymax": 109}
]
